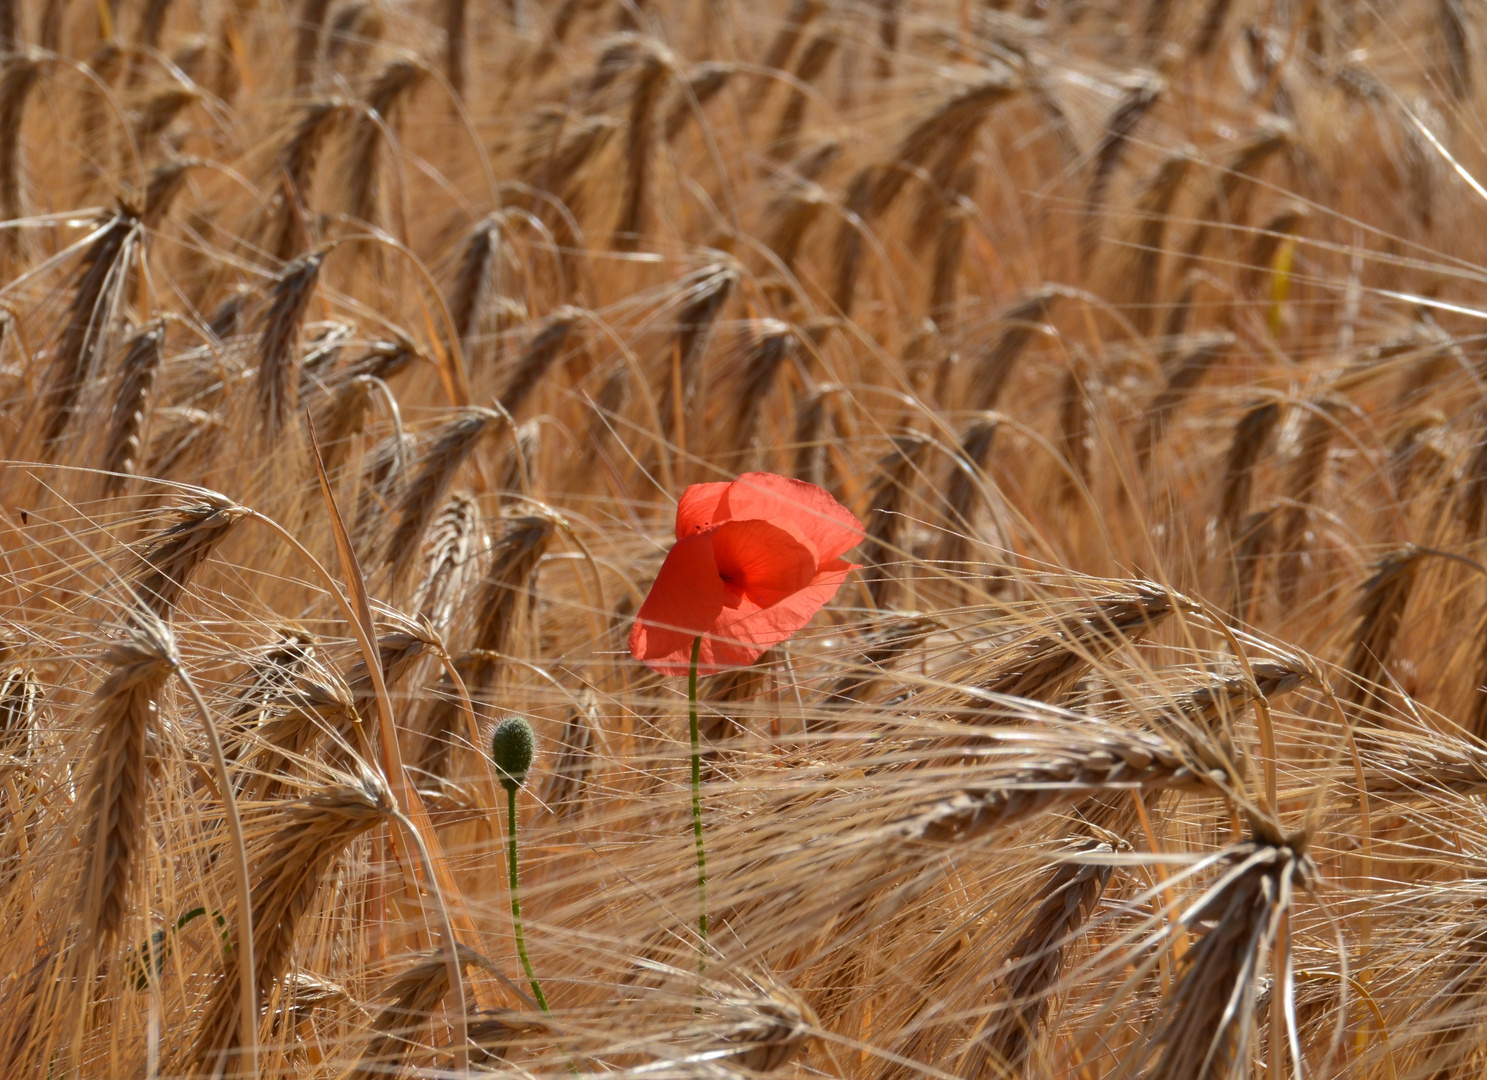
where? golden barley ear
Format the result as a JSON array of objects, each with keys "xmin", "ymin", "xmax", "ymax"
[
  {"xmin": 99, "ymin": 319, "xmax": 166, "ymax": 499},
  {"xmin": 75, "ymin": 619, "xmax": 176, "ymax": 953},
  {"xmin": 384, "ymin": 407, "xmax": 505, "ymax": 590},
  {"xmin": 0, "ymin": 55, "xmax": 39, "ymax": 267},
  {"xmin": 191, "ymin": 775, "xmax": 393, "ymax": 1072},
  {"xmin": 344, "ymin": 60, "xmax": 426, "ymax": 230},
  {"xmin": 255, "ymin": 248, "xmax": 328, "ymax": 439},
  {"xmin": 265, "ymin": 101, "xmax": 348, "ymax": 263},
  {"xmin": 542, "ymin": 692, "xmax": 598, "ymax": 820},
  {"xmin": 861, "ymin": 433, "xmax": 933, "ymax": 610},
  {"xmin": 958, "ymin": 843, "xmax": 1113, "ymax": 1076},
  {"xmin": 464, "ymin": 515, "xmax": 556, "ymax": 693},
  {"xmin": 1132, "ymin": 837, "xmax": 1313, "ymax": 1080},
  {"xmin": 347, "ymin": 944, "xmax": 493, "ymax": 1080},
  {"xmin": 128, "ymin": 496, "xmax": 248, "ymax": 621},
  {"xmin": 500, "ymin": 307, "xmax": 586, "ymax": 418},
  {"xmin": 770, "ymin": 30, "xmax": 839, "ymax": 162},
  {"xmin": 1135, "ymin": 332, "xmax": 1234, "ymax": 472},
  {"xmin": 1340, "ymin": 546, "xmax": 1430, "ymax": 722},
  {"xmin": 38, "ymin": 212, "xmax": 142, "ymax": 452}
]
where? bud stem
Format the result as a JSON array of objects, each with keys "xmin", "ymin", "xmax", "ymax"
[{"xmin": 506, "ymin": 784, "xmax": 549, "ymax": 1013}]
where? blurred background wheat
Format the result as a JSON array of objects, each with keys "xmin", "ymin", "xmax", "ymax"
[{"xmin": 5, "ymin": 0, "xmax": 1487, "ymax": 1076}]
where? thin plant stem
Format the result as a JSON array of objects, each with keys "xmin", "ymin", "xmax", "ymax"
[
  {"xmin": 507, "ymin": 784, "xmax": 550, "ymax": 1014},
  {"xmin": 689, "ymin": 634, "xmax": 708, "ymax": 966}
]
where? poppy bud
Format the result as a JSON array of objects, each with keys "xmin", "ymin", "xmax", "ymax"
[{"xmin": 491, "ymin": 716, "xmax": 535, "ymax": 792}]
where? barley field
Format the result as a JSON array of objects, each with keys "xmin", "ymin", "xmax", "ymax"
[{"xmin": 6, "ymin": 0, "xmax": 1487, "ymax": 1077}]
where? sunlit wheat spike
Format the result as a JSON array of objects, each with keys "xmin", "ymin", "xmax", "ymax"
[
  {"xmin": 1276, "ymin": 398, "xmax": 1341, "ymax": 605},
  {"xmin": 1133, "ymin": 838, "xmax": 1312, "ymax": 1080},
  {"xmin": 466, "ymin": 515, "xmax": 556, "ymax": 690},
  {"xmin": 891, "ymin": 728, "xmax": 1228, "ymax": 846},
  {"xmin": 791, "ymin": 383, "xmax": 838, "ymax": 487},
  {"xmin": 1177, "ymin": 120, "xmax": 1293, "ymax": 279},
  {"xmin": 445, "ymin": 0, "xmax": 469, "ymax": 99},
  {"xmin": 145, "ymin": 406, "xmax": 223, "ymax": 481},
  {"xmin": 771, "ymin": 31, "xmax": 839, "ymax": 161},
  {"xmin": 0, "ymin": 54, "xmax": 38, "ymax": 262},
  {"xmin": 129, "ymin": 83, "xmax": 195, "ymax": 152},
  {"xmin": 763, "ymin": 174, "xmax": 831, "ymax": 272},
  {"xmin": 242, "ymin": 673, "xmax": 359, "ymax": 801},
  {"xmin": 656, "ymin": 264, "xmax": 737, "ymax": 441},
  {"xmin": 1057, "ymin": 358, "xmax": 1095, "ymax": 505},
  {"xmin": 965, "ymin": 287, "xmax": 1061, "ymax": 412},
  {"xmin": 615, "ymin": 41, "xmax": 672, "ymax": 249},
  {"xmin": 874, "ymin": 0, "xmax": 901, "ymax": 77},
  {"xmin": 446, "ymin": 214, "xmax": 502, "ymax": 367},
  {"xmin": 822, "ymin": 617, "xmax": 933, "ymax": 709},
  {"xmin": 139, "ymin": 157, "xmax": 194, "ymax": 228},
  {"xmin": 354, "ymin": 430, "xmax": 416, "ymax": 563},
  {"xmin": 936, "ymin": 412, "xmax": 1002, "ymax": 580},
  {"xmin": 267, "ymin": 100, "xmax": 348, "ymax": 262},
  {"xmin": 1340, "ymin": 546, "xmax": 1429, "ymax": 720},
  {"xmin": 76, "ymin": 618, "xmax": 177, "ymax": 952},
  {"xmin": 726, "ymin": 320, "xmax": 798, "ymax": 455},
  {"xmin": 129, "ymin": 496, "xmax": 248, "ymax": 620},
  {"xmin": 99, "ymin": 319, "xmax": 166, "ymax": 498},
  {"xmin": 255, "ymin": 248, "xmax": 327, "ymax": 438},
  {"xmin": 347, "ymin": 944, "xmax": 491, "ymax": 1080},
  {"xmin": 1122, "ymin": 151, "xmax": 1190, "ymax": 336},
  {"xmin": 862, "ymin": 433, "xmax": 933, "ymax": 609},
  {"xmin": 417, "ymin": 492, "xmax": 486, "ymax": 632},
  {"xmin": 1135, "ymin": 332, "xmax": 1234, "ymax": 470},
  {"xmin": 876, "ymin": 68, "xmax": 1020, "ymax": 219},
  {"xmin": 1387, "ymin": 411, "xmax": 1446, "ymax": 507},
  {"xmin": 501, "ymin": 307, "xmax": 586, "ymax": 417},
  {"xmin": 1357, "ymin": 728, "xmax": 1487, "ymax": 798},
  {"xmin": 497, "ymin": 417, "xmax": 542, "ymax": 498},
  {"xmin": 346, "ymin": 622, "xmax": 439, "ymax": 731},
  {"xmin": 958, "ymin": 843, "xmax": 1113, "ymax": 1076},
  {"xmin": 963, "ymin": 585, "xmax": 1178, "ymax": 706},
  {"xmin": 1080, "ymin": 73, "xmax": 1163, "ymax": 266},
  {"xmin": 294, "ymin": 0, "xmax": 335, "ymax": 88},
  {"xmin": 1240, "ymin": 207, "xmax": 1305, "ymax": 301},
  {"xmin": 39, "ymin": 211, "xmax": 141, "ymax": 450},
  {"xmin": 192, "ymin": 775, "xmax": 393, "ymax": 1071},
  {"xmin": 543, "ymin": 692, "xmax": 597, "ymax": 819},
  {"xmin": 1192, "ymin": 0, "xmax": 1236, "ymax": 56},
  {"xmin": 345, "ymin": 59, "xmax": 425, "ymax": 228},
  {"xmin": 385, "ymin": 407, "xmax": 504, "ymax": 589},
  {"xmin": 747, "ymin": 0, "xmax": 824, "ymax": 110},
  {"xmin": 327, "ymin": 1, "xmax": 385, "ymax": 72},
  {"xmin": 664, "ymin": 62, "xmax": 733, "ymax": 143},
  {"xmin": 832, "ymin": 70, "xmax": 1018, "ymax": 317},
  {"xmin": 336, "ymin": 336, "xmax": 418, "ymax": 386},
  {"xmin": 710, "ymin": 982, "xmax": 818, "ymax": 1072},
  {"xmin": 1219, "ymin": 401, "xmax": 1281, "ymax": 539}
]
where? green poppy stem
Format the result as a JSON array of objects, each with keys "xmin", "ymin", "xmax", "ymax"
[
  {"xmin": 688, "ymin": 635, "xmax": 708, "ymax": 968},
  {"xmin": 506, "ymin": 783, "xmax": 550, "ymax": 1014}
]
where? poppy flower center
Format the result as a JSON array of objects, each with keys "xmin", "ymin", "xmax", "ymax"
[{"xmin": 709, "ymin": 518, "xmax": 818, "ymax": 608}]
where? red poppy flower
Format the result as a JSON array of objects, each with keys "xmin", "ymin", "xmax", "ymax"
[{"xmin": 629, "ymin": 472, "xmax": 864, "ymax": 676}]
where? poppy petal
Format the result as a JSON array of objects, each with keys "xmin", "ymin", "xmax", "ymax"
[
  {"xmin": 718, "ymin": 472, "xmax": 864, "ymax": 560},
  {"xmin": 710, "ymin": 519, "xmax": 817, "ymax": 606},
  {"xmin": 674, "ymin": 481, "xmax": 732, "ymax": 539},
  {"xmin": 708, "ymin": 558, "xmax": 859, "ymax": 654},
  {"xmin": 628, "ymin": 531, "xmax": 729, "ymax": 672}
]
